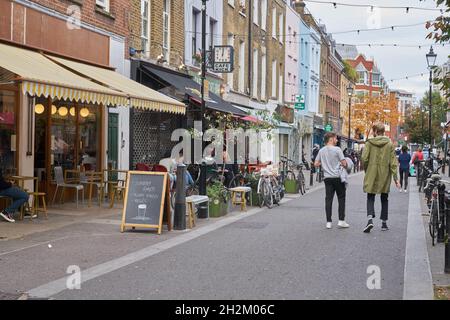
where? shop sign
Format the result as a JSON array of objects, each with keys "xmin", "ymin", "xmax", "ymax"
[
  {"xmin": 120, "ymin": 171, "xmax": 172, "ymax": 235},
  {"xmin": 325, "ymin": 124, "xmax": 333, "ymax": 132}
]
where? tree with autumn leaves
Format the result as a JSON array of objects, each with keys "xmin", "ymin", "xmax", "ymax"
[{"xmin": 342, "ymin": 93, "xmax": 400, "ymax": 141}]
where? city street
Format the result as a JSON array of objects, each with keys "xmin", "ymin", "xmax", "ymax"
[{"xmin": 1, "ymin": 173, "xmax": 433, "ymax": 300}]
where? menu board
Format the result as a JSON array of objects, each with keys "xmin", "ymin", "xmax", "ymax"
[{"xmin": 120, "ymin": 171, "xmax": 171, "ymax": 234}]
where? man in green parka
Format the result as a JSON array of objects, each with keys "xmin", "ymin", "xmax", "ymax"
[{"xmin": 362, "ymin": 123, "xmax": 400, "ymax": 233}]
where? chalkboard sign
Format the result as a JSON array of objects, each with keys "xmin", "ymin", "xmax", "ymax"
[{"xmin": 120, "ymin": 171, "xmax": 172, "ymax": 234}]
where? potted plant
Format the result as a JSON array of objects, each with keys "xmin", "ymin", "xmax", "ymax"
[
  {"xmin": 192, "ymin": 52, "xmax": 202, "ymax": 66},
  {"xmin": 247, "ymin": 173, "xmax": 261, "ymax": 207},
  {"xmin": 207, "ymin": 181, "xmax": 227, "ymax": 217}
]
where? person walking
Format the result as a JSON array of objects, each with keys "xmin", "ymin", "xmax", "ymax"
[
  {"xmin": 362, "ymin": 123, "xmax": 400, "ymax": 233},
  {"xmin": 314, "ymin": 132, "xmax": 349, "ymax": 229},
  {"xmin": 398, "ymin": 146, "xmax": 411, "ymax": 193},
  {"xmin": 411, "ymin": 147, "xmax": 424, "ymax": 185}
]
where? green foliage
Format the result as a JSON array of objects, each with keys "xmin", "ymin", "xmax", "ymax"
[
  {"xmin": 343, "ymin": 60, "xmax": 358, "ymax": 83},
  {"xmin": 427, "ymin": 1, "xmax": 450, "ymax": 99},
  {"xmin": 404, "ymin": 91, "xmax": 448, "ymax": 144},
  {"xmin": 206, "ymin": 181, "xmax": 229, "ymax": 202}
]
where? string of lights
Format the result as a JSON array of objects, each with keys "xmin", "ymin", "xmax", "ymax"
[
  {"xmin": 303, "ymin": 0, "xmax": 445, "ymax": 13},
  {"xmin": 185, "ymin": 20, "xmax": 434, "ymax": 39},
  {"xmin": 282, "ymin": 72, "xmax": 431, "ymax": 88}
]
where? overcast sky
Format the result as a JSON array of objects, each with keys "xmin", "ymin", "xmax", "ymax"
[{"xmin": 303, "ymin": 0, "xmax": 449, "ymax": 100}]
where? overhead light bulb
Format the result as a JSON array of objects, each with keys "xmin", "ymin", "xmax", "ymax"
[
  {"xmin": 80, "ymin": 107, "xmax": 90, "ymax": 118},
  {"xmin": 34, "ymin": 104, "xmax": 45, "ymax": 114},
  {"xmin": 58, "ymin": 106, "xmax": 68, "ymax": 117},
  {"xmin": 69, "ymin": 107, "xmax": 75, "ymax": 117},
  {"xmin": 51, "ymin": 105, "xmax": 57, "ymax": 115}
]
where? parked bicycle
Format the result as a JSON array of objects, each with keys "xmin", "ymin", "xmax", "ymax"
[
  {"xmin": 280, "ymin": 156, "xmax": 306, "ymax": 195},
  {"xmin": 424, "ymin": 174, "xmax": 447, "ymax": 246},
  {"xmin": 257, "ymin": 166, "xmax": 283, "ymax": 209}
]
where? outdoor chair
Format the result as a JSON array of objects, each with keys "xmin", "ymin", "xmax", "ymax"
[
  {"xmin": 52, "ymin": 166, "xmax": 84, "ymax": 208},
  {"xmin": 80, "ymin": 171, "xmax": 105, "ymax": 207}
]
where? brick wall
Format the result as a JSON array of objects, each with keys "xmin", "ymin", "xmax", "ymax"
[
  {"xmin": 146, "ymin": 0, "xmax": 184, "ymax": 68},
  {"xmin": 223, "ymin": 0, "xmax": 249, "ymax": 95}
]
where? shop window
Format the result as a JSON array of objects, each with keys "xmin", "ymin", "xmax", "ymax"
[
  {"xmin": 0, "ymin": 90, "xmax": 16, "ymax": 176},
  {"xmin": 34, "ymin": 98, "xmax": 100, "ymax": 184},
  {"xmin": 78, "ymin": 105, "xmax": 100, "ymax": 171}
]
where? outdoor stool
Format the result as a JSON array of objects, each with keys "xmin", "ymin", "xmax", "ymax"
[
  {"xmin": 229, "ymin": 187, "xmax": 252, "ymax": 211},
  {"xmin": 27, "ymin": 192, "xmax": 47, "ymax": 219},
  {"xmin": 185, "ymin": 195, "xmax": 209, "ymax": 228}
]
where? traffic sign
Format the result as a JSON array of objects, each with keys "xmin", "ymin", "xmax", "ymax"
[
  {"xmin": 294, "ymin": 94, "xmax": 305, "ymax": 110},
  {"xmin": 325, "ymin": 124, "xmax": 333, "ymax": 132}
]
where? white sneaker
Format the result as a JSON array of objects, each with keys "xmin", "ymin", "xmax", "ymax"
[
  {"xmin": 326, "ymin": 222, "xmax": 332, "ymax": 229},
  {"xmin": 337, "ymin": 221, "xmax": 350, "ymax": 228},
  {"xmin": 404, "ymin": 189, "xmax": 408, "ymax": 193}
]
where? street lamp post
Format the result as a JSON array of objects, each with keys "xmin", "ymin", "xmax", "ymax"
[
  {"xmin": 426, "ymin": 46, "xmax": 437, "ymax": 157},
  {"xmin": 198, "ymin": 0, "xmax": 208, "ymax": 219},
  {"xmin": 347, "ymin": 84, "xmax": 354, "ymax": 149}
]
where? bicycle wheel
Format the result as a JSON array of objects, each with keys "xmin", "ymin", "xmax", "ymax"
[
  {"xmin": 261, "ymin": 179, "xmax": 273, "ymax": 209},
  {"xmin": 429, "ymin": 201, "xmax": 438, "ymax": 246}
]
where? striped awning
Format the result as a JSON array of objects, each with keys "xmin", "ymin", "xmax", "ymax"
[
  {"xmin": 48, "ymin": 55, "xmax": 185, "ymax": 114},
  {"xmin": 21, "ymin": 81, "xmax": 127, "ymax": 107},
  {"xmin": 0, "ymin": 42, "xmax": 128, "ymax": 106}
]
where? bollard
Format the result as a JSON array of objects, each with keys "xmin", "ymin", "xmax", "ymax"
[
  {"xmin": 310, "ymin": 167, "xmax": 314, "ymax": 187},
  {"xmin": 197, "ymin": 161, "xmax": 208, "ymax": 219},
  {"xmin": 445, "ymin": 206, "xmax": 450, "ymax": 273},
  {"xmin": 174, "ymin": 164, "xmax": 186, "ymax": 230}
]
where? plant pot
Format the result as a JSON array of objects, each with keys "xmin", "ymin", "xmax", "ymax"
[
  {"xmin": 209, "ymin": 199, "xmax": 222, "ymax": 218},
  {"xmin": 251, "ymin": 191, "xmax": 261, "ymax": 207},
  {"xmin": 284, "ymin": 180, "xmax": 298, "ymax": 194},
  {"xmin": 220, "ymin": 200, "xmax": 230, "ymax": 216}
]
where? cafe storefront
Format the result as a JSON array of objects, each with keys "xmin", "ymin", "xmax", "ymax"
[{"xmin": 0, "ymin": 42, "xmax": 185, "ymax": 200}]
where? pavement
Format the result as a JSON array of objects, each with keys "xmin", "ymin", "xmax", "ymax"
[{"xmin": 0, "ymin": 172, "xmax": 442, "ymax": 300}]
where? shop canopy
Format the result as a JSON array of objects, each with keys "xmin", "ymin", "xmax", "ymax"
[
  {"xmin": 0, "ymin": 42, "xmax": 127, "ymax": 107},
  {"xmin": 0, "ymin": 43, "xmax": 185, "ymax": 114},
  {"xmin": 47, "ymin": 55, "xmax": 185, "ymax": 114},
  {"xmin": 142, "ymin": 65, "xmax": 247, "ymax": 117}
]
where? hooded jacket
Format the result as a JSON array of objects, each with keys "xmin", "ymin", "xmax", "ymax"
[{"xmin": 362, "ymin": 136, "xmax": 398, "ymax": 194}]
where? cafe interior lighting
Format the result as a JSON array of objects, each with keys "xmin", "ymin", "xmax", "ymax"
[
  {"xmin": 58, "ymin": 106, "xmax": 68, "ymax": 117},
  {"xmin": 80, "ymin": 107, "xmax": 90, "ymax": 118},
  {"xmin": 34, "ymin": 103, "xmax": 45, "ymax": 114}
]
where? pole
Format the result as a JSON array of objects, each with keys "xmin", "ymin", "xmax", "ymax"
[
  {"xmin": 445, "ymin": 205, "xmax": 450, "ymax": 273},
  {"xmin": 198, "ymin": 0, "xmax": 208, "ymax": 219},
  {"xmin": 429, "ymin": 69, "xmax": 433, "ymax": 163},
  {"xmin": 174, "ymin": 164, "xmax": 186, "ymax": 230},
  {"xmin": 348, "ymin": 96, "xmax": 351, "ymax": 149}
]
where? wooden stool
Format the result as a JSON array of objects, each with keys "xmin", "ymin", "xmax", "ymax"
[
  {"xmin": 27, "ymin": 192, "xmax": 48, "ymax": 219},
  {"xmin": 185, "ymin": 195, "xmax": 209, "ymax": 228},
  {"xmin": 229, "ymin": 187, "xmax": 252, "ymax": 211}
]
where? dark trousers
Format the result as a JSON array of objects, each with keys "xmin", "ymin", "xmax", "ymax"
[
  {"xmin": 399, "ymin": 168, "xmax": 409, "ymax": 189},
  {"xmin": 367, "ymin": 193, "xmax": 389, "ymax": 221},
  {"xmin": 324, "ymin": 178, "xmax": 346, "ymax": 222}
]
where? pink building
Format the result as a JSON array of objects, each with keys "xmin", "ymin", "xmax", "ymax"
[{"xmin": 285, "ymin": 4, "xmax": 300, "ymax": 107}]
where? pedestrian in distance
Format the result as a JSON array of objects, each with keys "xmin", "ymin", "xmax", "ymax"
[
  {"xmin": 411, "ymin": 147, "xmax": 424, "ymax": 185},
  {"xmin": 362, "ymin": 123, "xmax": 400, "ymax": 233},
  {"xmin": 314, "ymin": 132, "xmax": 349, "ymax": 229},
  {"xmin": 398, "ymin": 146, "xmax": 411, "ymax": 193}
]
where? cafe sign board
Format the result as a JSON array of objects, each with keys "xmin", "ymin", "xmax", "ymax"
[
  {"xmin": 120, "ymin": 171, "xmax": 172, "ymax": 234},
  {"xmin": 210, "ymin": 45, "xmax": 234, "ymax": 73}
]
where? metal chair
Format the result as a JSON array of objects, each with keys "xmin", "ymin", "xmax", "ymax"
[
  {"xmin": 52, "ymin": 166, "xmax": 84, "ymax": 208},
  {"xmin": 79, "ymin": 171, "xmax": 105, "ymax": 207}
]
